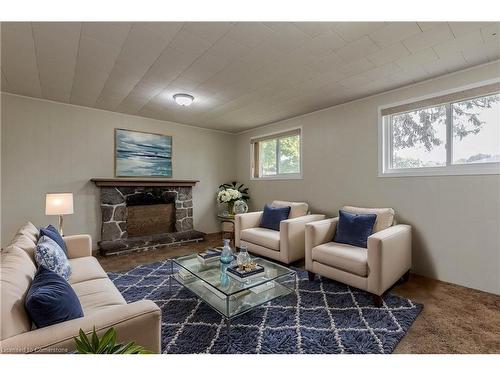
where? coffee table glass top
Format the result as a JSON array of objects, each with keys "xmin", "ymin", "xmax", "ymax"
[
  {"xmin": 172, "ymin": 253, "xmax": 294, "ymax": 297},
  {"xmin": 171, "ymin": 253, "xmax": 296, "ymax": 319}
]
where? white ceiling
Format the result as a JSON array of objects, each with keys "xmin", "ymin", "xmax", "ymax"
[{"xmin": 1, "ymin": 22, "xmax": 499, "ymax": 133}]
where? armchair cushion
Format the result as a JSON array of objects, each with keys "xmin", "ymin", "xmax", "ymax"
[
  {"xmin": 241, "ymin": 227, "xmax": 280, "ymax": 251},
  {"xmin": 342, "ymin": 206, "xmax": 395, "ymax": 233},
  {"xmin": 334, "ymin": 210, "xmax": 377, "ymax": 248},
  {"xmin": 260, "ymin": 204, "xmax": 290, "ymax": 231},
  {"xmin": 272, "ymin": 200, "xmax": 308, "ymax": 219},
  {"xmin": 312, "ymin": 242, "xmax": 368, "ymax": 277}
]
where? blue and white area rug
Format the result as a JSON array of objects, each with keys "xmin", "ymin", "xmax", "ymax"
[{"xmin": 108, "ymin": 260, "xmax": 422, "ymax": 354}]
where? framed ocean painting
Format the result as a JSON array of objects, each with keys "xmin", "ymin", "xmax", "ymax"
[{"xmin": 115, "ymin": 129, "xmax": 172, "ymax": 177}]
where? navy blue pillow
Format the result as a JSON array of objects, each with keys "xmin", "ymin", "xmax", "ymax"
[
  {"xmin": 25, "ymin": 266, "xmax": 83, "ymax": 328},
  {"xmin": 333, "ymin": 210, "xmax": 377, "ymax": 248},
  {"xmin": 39, "ymin": 224, "xmax": 68, "ymax": 256},
  {"xmin": 260, "ymin": 204, "xmax": 291, "ymax": 231}
]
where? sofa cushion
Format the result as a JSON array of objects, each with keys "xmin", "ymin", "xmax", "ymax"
[
  {"xmin": 25, "ymin": 266, "xmax": 84, "ymax": 329},
  {"xmin": 0, "ymin": 245, "xmax": 37, "ymax": 340},
  {"xmin": 40, "ymin": 224, "xmax": 68, "ymax": 256},
  {"xmin": 334, "ymin": 210, "xmax": 377, "ymax": 248},
  {"xmin": 35, "ymin": 236, "xmax": 71, "ymax": 280},
  {"xmin": 69, "ymin": 257, "xmax": 108, "ymax": 284},
  {"xmin": 312, "ymin": 242, "xmax": 368, "ymax": 277},
  {"xmin": 260, "ymin": 204, "xmax": 290, "ymax": 231},
  {"xmin": 18, "ymin": 222, "xmax": 39, "ymax": 244},
  {"xmin": 272, "ymin": 200, "xmax": 308, "ymax": 219},
  {"xmin": 241, "ymin": 227, "xmax": 280, "ymax": 251},
  {"xmin": 10, "ymin": 233, "xmax": 37, "ymax": 262},
  {"xmin": 342, "ymin": 206, "xmax": 395, "ymax": 233},
  {"xmin": 71, "ymin": 278, "xmax": 126, "ymax": 315}
]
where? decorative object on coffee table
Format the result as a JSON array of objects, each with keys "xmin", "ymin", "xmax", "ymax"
[{"xmin": 115, "ymin": 128, "xmax": 172, "ymax": 177}]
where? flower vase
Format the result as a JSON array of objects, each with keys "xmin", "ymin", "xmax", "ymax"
[{"xmin": 227, "ymin": 201, "xmax": 234, "ymax": 216}]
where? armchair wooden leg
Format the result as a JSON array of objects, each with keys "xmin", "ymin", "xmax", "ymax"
[
  {"xmin": 402, "ymin": 270, "xmax": 410, "ymax": 283},
  {"xmin": 372, "ymin": 294, "xmax": 383, "ymax": 308},
  {"xmin": 307, "ymin": 271, "xmax": 315, "ymax": 281}
]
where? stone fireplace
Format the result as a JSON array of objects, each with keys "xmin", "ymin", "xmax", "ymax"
[{"xmin": 91, "ymin": 178, "xmax": 204, "ymax": 255}]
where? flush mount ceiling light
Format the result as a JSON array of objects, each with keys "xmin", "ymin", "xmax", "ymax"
[{"xmin": 173, "ymin": 93, "xmax": 194, "ymax": 106}]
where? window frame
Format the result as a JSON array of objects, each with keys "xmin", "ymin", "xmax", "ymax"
[
  {"xmin": 250, "ymin": 127, "xmax": 303, "ymax": 180},
  {"xmin": 379, "ymin": 79, "xmax": 500, "ymax": 177}
]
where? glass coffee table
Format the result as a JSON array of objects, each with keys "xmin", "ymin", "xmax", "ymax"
[{"xmin": 170, "ymin": 253, "xmax": 296, "ymax": 334}]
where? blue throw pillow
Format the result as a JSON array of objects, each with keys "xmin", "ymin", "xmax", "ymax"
[
  {"xmin": 39, "ymin": 224, "xmax": 68, "ymax": 256},
  {"xmin": 260, "ymin": 204, "xmax": 291, "ymax": 231},
  {"xmin": 25, "ymin": 266, "xmax": 83, "ymax": 328},
  {"xmin": 334, "ymin": 210, "xmax": 377, "ymax": 248},
  {"xmin": 35, "ymin": 236, "xmax": 72, "ymax": 280}
]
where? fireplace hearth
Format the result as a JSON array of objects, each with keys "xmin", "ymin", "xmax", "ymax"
[{"xmin": 91, "ymin": 178, "xmax": 204, "ymax": 256}]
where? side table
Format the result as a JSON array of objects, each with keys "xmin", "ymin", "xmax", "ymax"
[{"xmin": 217, "ymin": 214, "xmax": 235, "ymax": 242}]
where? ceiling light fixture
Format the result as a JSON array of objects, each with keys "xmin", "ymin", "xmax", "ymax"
[{"xmin": 173, "ymin": 93, "xmax": 194, "ymax": 106}]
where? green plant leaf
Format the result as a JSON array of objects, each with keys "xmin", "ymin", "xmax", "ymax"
[
  {"xmin": 96, "ymin": 328, "xmax": 116, "ymax": 353},
  {"xmin": 91, "ymin": 328, "xmax": 99, "ymax": 351},
  {"xmin": 74, "ymin": 338, "xmax": 89, "ymax": 354},
  {"xmin": 79, "ymin": 329, "xmax": 92, "ymax": 349}
]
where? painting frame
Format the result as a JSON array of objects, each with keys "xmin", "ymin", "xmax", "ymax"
[{"xmin": 114, "ymin": 128, "xmax": 173, "ymax": 178}]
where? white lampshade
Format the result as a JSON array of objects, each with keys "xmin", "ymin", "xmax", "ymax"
[{"xmin": 45, "ymin": 193, "xmax": 74, "ymax": 215}]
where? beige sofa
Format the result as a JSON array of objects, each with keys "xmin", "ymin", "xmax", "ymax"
[
  {"xmin": 305, "ymin": 206, "xmax": 411, "ymax": 306},
  {"xmin": 235, "ymin": 201, "xmax": 325, "ymax": 264},
  {"xmin": 0, "ymin": 222, "xmax": 161, "ymax": 354}
]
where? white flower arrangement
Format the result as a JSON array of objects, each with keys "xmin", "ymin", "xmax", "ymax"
[{"xmin": 217, "ymin": 188, "xmax": 242, "ymax": 203}]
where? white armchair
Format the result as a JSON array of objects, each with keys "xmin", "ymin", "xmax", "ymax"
[
  {"xmin": 235, "ymin": 201, "xmax": 326, "ymax": 264},
  {"xmin": 305, "ymin": 206, "xmax": 411, "ymax": 306}
]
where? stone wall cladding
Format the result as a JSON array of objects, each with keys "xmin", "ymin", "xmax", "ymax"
[{"xmin": 99, "ymin": 186, "xmax": 194, "ymax": 242}]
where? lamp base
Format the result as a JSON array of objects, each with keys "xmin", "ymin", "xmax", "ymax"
[{"xmin": 59, "ymin": 215, "xmax": 64, "ymax": 237}]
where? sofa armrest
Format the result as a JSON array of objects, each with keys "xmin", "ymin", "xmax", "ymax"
[
  {"xmin": 280, "ymin": 214, "xmax": 326, "ymax": 263},
  {"xmin": 0, "ymin": 300, "xmax": 161, "ymax": 354},
  {"xmin": 234, "ymin": 211, "xmax": 263, "ymax": 247},
  {"xmin": 64, "ymin": 235, "xmax": 92, "ymax": 259},
  {"xmin": 304, "ymin": 218, "xmax": 338, "ymax": 270},
  {"xmin": 367, "ymin": 224, "xmax": 412, "ymax": 296}
]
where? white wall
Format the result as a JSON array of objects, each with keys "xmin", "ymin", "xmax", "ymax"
[
  {"xmin": 1, "ymin": 94, "xmax": 236, "ymax": 247},
  {"xmin": 235, "ymin": 62, "xmax": 500, "ymax": 294}
]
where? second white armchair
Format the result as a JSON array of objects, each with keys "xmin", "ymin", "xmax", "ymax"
[
  {"xmin": 235, "ymin": 200, "xmax": 325, "ymax": 264},
  {"xmin": 305, "ymin": 206, "xmax": 412, "ymax": 307}
]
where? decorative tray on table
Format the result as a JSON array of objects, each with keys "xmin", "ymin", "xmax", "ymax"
[{"xmin": 227, "ymin": 262, "xmax": 264, "ymax": 282}]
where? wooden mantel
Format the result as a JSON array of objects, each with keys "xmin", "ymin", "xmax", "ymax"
[{"xmin": 90, "ymin": 178, "xmax": 199, "ymax": 187}]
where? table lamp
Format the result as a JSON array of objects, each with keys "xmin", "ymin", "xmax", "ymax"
[{"xmin": 45, "ymin": 193, "xmax": 74, "ymax": 236}]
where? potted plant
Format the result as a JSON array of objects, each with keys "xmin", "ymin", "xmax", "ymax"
[
  {"xmin": 217, "ymin": 181, "xmax": 250, "ymax": 216},
  {"xmin": 74, "ymin": 327, "xmax": 151, "ymax": 354}
]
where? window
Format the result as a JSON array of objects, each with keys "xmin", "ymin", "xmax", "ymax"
[
  {"xmin": 251, "ymin": 129, "xmax": 301, "ymax": 179},
  {"xmin": 380, "ymin": 82, "xmax": 500, "ymax": 176}
]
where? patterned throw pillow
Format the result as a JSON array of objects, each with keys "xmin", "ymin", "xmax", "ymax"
[
  {"xmin": 39, "ymin": 224, "xmax": 68, "ymax": 256},
  {"xmin": 35, "ymin": 236, "xmax": 71, "ymax": 280}
]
